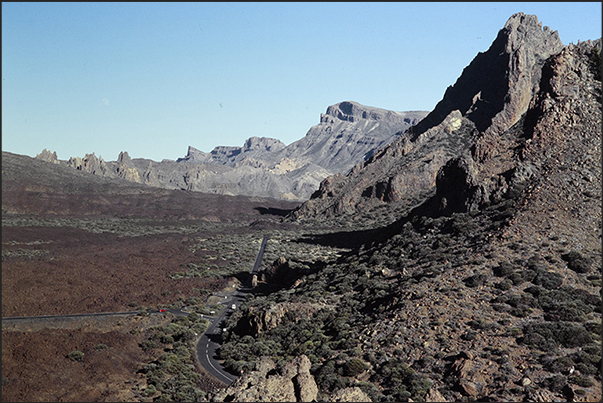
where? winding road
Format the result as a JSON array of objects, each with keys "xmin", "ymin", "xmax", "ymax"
[
  {"xmin": 196, "ymin": 235, "xmax": 268, "ymax": 384},
  {"xmin": 195, "ymin": 289, "xmax": 249, "ymax": 384}
]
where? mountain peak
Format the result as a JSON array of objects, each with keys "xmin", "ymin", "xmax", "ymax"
[
  {"xmin": 410, "ymin": 13, "xmax": 563, "ymax": 138},
  {"xmin": 323, "ymin": 101, "xmax": 410, "ymax": 123}
]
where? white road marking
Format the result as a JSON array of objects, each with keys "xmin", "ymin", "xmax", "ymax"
[{"xmin": 205, "ymin": 349, "xmax": 234, "ymax": 382}]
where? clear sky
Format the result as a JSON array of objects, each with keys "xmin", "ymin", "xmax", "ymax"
[{"xmin": 2, "ymin": 2, "xmax": 601, "ymax": 162}]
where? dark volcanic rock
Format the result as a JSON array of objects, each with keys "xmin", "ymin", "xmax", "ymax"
[
  {"xmin": 411, "ymin": 12, "xmax": 563, "ymax": 138},
  {"xmin": 291, "ymin": 13, "xmax": 567, "ymax": 220}
]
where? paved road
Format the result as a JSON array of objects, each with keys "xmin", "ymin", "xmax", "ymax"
[
  {"xmin": 1, "ymin": 311, "xmax": 140, "ymax": 322},
  {"xmin": 251, "ymin": 235, "xmax": 269, "ymax": 276},
  {"xmin": 1, "ymin": 308, "xmax": 191, "ymax": 323},
  {"xmin": 196, "ymin": 288, "xmax": 249, "ymax": 385},
  {"xmin": 195, "ymin": 235, "xmax": 268, "ymax": 384}
]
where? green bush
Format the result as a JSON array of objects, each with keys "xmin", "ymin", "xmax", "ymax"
[
  {"xmin": 521, "ymin": 322, "xmax": 593, "ymax": 349},
  {"xmin": 342, "ymin": 358, "xmax": 368, "ymax": 377},
  {"xmin": 93, "ymin": 343, "xmax": 108, "ymax": 351},
  {"xmin": 463, "ymin": 273, "xmax": 487, "ymax": 288},
  {"xmin": 356, "ymin": 382, "xmax": 383, "ymax": 402},
  {"xmin": 67, "ymin": 350, "xmax": 85, "ymax": 362},
  {"xmin": 541, "ymin": 374, "xmax": 567, "ymax": 392},
  {"xmin": 140, "ymin": 340, "xmax": 159, "ymax": 351},
  {"xmin": 571, "ymin": 374, "xmax": 594, "ymax": 387},
  {"xmin": 575, "ymin": 362, "xmax": 599, "ymax": 375},
  {"xmin": 143, "ymin": 384, "xmax": 157, "ymax": 397},
  {"xmin": 160, "ymin": 334, "xmax": 175, "ymax": 344},
  {"xmin": 562, "ymin": 251, "xmax": 593, "ymax": 274},
  {"xmin": 541, "ymin": 355, "xmax": 574, "ymax": 373},
  {"xmin": 495, "ymin": 278, "xmax": 513, "ymax": 291},
  {"xmin": 533, "ymin": 271, "xmax": 563, "ymax": 290}
]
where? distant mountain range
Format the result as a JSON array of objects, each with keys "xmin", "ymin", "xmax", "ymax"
[{"xmin": 35, "ymin": 102, "xmax": 428, "ymax": 201}]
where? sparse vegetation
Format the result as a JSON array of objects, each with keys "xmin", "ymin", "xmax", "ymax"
[
  {"xmin": 561, "ymin": 250, "xmax": 593, "ymax": 274},
  {"xmin": 138, "ymin": 312, "xmax": 210, "ymax": 401}
]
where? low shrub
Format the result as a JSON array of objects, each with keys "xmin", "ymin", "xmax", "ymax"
[
  {"xmin": 143, "ymin": 384, "xmax": 157, "ymax": 397},
  {"xmin": 541, "ymin": 374, "xmax": 567, "ymax": 392},
  {"xmin": 521, "ymin": 322, "xmax": 593, "ymax": 349},
  {"xmin": 463, "ymin": 273, "xmax": 487, "ymax": 288},
  {"xmin": 532, "ymin": 271, "xmax": 563, "ymax": 290},
  {"xmin": 541, "ymin": 355, "xmax": 574, "ymax": 373},
  {"xmin": 342, "ymin": 358, "xmax": 368, "ymax": 377},
  {"xmin": 570, "ymin": 374, "xmax": 594, "ymax": 387},
  {"xmin": 492, "ymin": 262, "xmax": 515, "ymax": 277},
  {"xmin": 495, "ymin": 278, "xmax": 513, "ymax": 291},
  {"xmin": 67, "ymin": 350, "xmax": 85, "ymax": 362},
  {"xmin": 562, "ymin": 251, "xmax": 593, "ymax": 274}
]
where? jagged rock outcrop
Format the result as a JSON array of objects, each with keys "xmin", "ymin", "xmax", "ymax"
[
  {"xmin": 115, "ymin": 151, "xmax": 141, "ymax": 183},
  {"xmin": 410, "ymin": 12, "xmax": 563, "ymax": 138},
  {"xmin": 291, "ymin": 13, "xmax": 569, "ymax": 219},
  {"xmin": 177, "ymin": 137, "xmax": 286, "ymax": 165},
  {"xmin": 327, "ymin": 387, "xmax": 372, "ymax": 402},
  {"xmin": 38, "ymin": 102, "xmax": 427, "ymax": 201},
  {"xmin": 293, "ymin": 110, "xmax": 479, "ymax": 219},
  {"xmin": 35, "ymin": 149, "xmax": 59, "ymax": 164},
  {"xmin": 211, "ymin": 355, "xmax": 318, "ymax": 402},
  {"xmin": 280, "ymin": 101, "xmax": 428, "ymax": 174},
  {"xmin": 66, "ymin": 153, "xmax": 114, "ymax": 177},
  {"xmin": 427, "ymin": 38, "xmax": 602, "ymax": 217},
  {"xmin": 241, "ymin": 301, "xmax": 326, "ymax": 337}
]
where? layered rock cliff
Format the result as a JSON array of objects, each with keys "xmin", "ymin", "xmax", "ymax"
[{"xmin": 38, "ymin": 102, "xmax": 427, "ymax": 201}]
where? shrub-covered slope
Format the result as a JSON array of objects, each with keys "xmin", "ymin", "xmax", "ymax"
[{"xmin": 214, "ymin": 14, "xmax": 602, "ymax": 402}]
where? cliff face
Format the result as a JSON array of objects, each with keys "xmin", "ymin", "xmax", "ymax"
[
  {"xmin": 411, "ymin": 13, "xmax": 563, "ymax": 138},
  {"xmin": 39, "ymin": 102, "xmax": 427, "ymax": 201},
  {"xmin": 423, "ymin": 38, "xmax": 602, "ymax": 219},
  {"xmin": 291, "ymin": 13, "xmax": 569, "ymax": 219},
  {"xmin": 277, "ymin": 101, "xmax": 428, "ymax": 174}
]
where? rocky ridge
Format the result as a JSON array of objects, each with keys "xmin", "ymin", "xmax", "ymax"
[
  {"xmin": 292, "ymin": 12, "xmax": 566, "ymax": 219},
  {"xmin": 216, "ymin": 13, "xmax": 601, "ymax": 403},
  {"xmin": 37, "ymin": 102, "xmax": 427, "ymax": 201}
]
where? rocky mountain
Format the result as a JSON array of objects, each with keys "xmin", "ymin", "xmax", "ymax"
[
  {"xmin": 37, "ymin": 102, "xmax": 427, "ymax": 201},
  {"xmin": 292, "ymin": 12, "xmax": 567, "ymax": 219},
  {"xmin": 215, "ymin": 13, "xmax": 601, "ymax": 402}
]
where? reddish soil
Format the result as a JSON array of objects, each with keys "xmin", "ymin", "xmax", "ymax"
[
  {"xmin": 1, "ymin": 152, "xmax": 302, "ymax": 402},
  {"xmin": 2, "ymin": 322, "xmax": 153, "ymax": 402},
  {"xmin": 2, "ymin": 225, "xmax": 228, "ymax": 318}
]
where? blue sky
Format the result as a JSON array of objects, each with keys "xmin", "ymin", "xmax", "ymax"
[{"xmin": 2, "ymin": 2, "xmax": 601, "ymax": 162}]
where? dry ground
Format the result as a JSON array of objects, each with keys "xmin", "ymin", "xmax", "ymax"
[{"xmin": 2, "ymin": 152, "xmax": 302, "ymax": 402}]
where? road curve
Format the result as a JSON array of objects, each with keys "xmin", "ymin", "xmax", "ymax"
[
  {"xmin": 195, "ymin": 235, "xmax": 268, "ymax": 385},
  {"xmin": 195, "ymin": 289, "xmax": 248, "ymax": 385}
]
